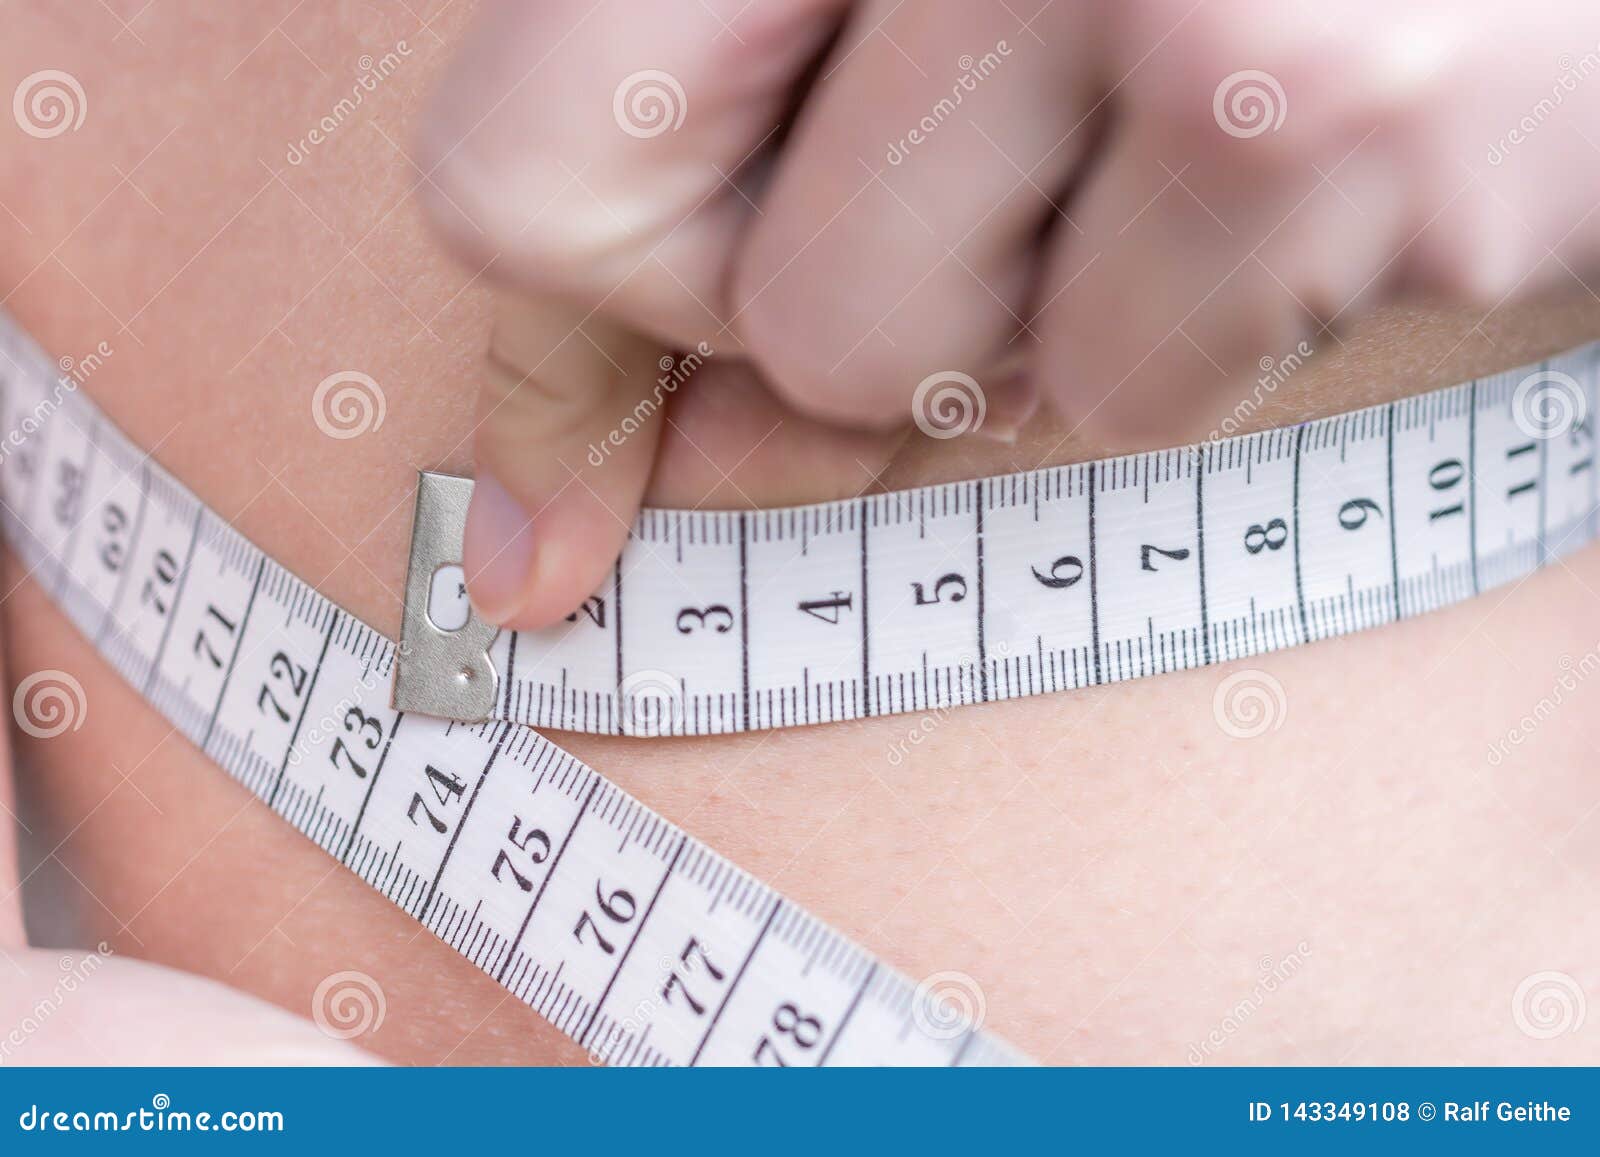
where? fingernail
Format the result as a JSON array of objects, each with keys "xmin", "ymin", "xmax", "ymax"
[{"xmin": 463, "ymin": 470, "xmax": 536, "ymax": 625}]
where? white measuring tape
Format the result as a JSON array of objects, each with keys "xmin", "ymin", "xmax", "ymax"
[
  {"xmin": 396, "ymin": 343, "xmax": 1600, "ymax": 736},
  {"xmin": 0, "ymin": 307, "xmax": 1595, "ymax": 1067},
  {"xmin": 0, "ymin": 310, "xmax": 1022, "ymax": 1066}
]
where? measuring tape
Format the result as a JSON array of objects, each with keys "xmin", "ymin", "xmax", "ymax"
[
  {"xmin": 0, "ymin": 310, "xmax": 1022, "ymax": 1066},
  {"xmin": 0, "ymin": 307, "xmax": 1595, "ymax": 1067},
  {"xmin": 395, "ymin": 344, "xmax": 1600, "ymax": 736}
]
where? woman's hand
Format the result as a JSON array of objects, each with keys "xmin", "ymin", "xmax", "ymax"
[{"xmin": 418, "ymin": 0, "xmax": 1600, "ymax": 628}]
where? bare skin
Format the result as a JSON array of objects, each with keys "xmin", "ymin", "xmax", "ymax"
[{"xmin": 3, "ymin": 5, "xmax": 1598, "ymax": 1065}]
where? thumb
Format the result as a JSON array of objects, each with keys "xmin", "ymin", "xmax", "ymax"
[{"xmin": 464, "ymin": 296, "xmax": 667, "ymax": 630}]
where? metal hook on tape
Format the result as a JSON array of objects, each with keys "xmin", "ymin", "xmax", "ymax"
[
  {"xmin": 0, "ymin": 307, "xmax": 1026, "ymax": 1065},
  {"xmin": 392, "ymin": 471, "xmax": 499, "ymax": 721}
]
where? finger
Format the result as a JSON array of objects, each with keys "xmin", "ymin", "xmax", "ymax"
[
  {"xmin": 1033, "ymin": 26, "xmax": 1408, "ymax": 442},
  {"xmin": 464, "ymin": 297, "xmax": 667, "ymax": 630},
  {"xmin": 734, "ymin": 0, "xmax": 1102, "ymax": 429},
  {"xmin": 1033, "ymin": 141, "xmax": 1365, "ymax": 442},
  {"xmin": 418, "ymin": 0, "xmax": 849, "ymax": 348},
  {"xmin": 648, "ymin": 357, "xmax": 909, "ymax": 509}
]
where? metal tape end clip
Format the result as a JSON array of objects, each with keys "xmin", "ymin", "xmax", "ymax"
[{"xmin": 392, "ymin": 471, "xmax": 499, "ymax": 721}]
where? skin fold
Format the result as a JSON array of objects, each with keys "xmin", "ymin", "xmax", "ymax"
[{"xmin": 2, "ymin": 5, "xmax": 1598, "ymax": 1065}]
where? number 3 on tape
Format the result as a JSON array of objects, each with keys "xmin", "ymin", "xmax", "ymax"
[
  {"xmin": 0, "ymin": 309, "xmax": 1026, "ymax": 1066},
  {"xmin": 394, "ymin": 346, "xmax": 1600, "ymax": 742}
]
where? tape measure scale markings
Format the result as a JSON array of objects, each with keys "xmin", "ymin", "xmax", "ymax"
[
  {"xmin": 2, "ymin": 304, "xmax": 1596, "ymax": 1066},
  {"xmin": 0, "ymin": 310, "xmax": 1023, "ymax": 1067},
  {"xmin": 397, "ymin": 345, "xmax": 1600, "ymax": 738}
]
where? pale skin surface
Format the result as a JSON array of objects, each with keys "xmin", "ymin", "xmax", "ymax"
[{"xmin": 2, "ymin": 4, "xmax": 1599, "ymax": 1065}]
